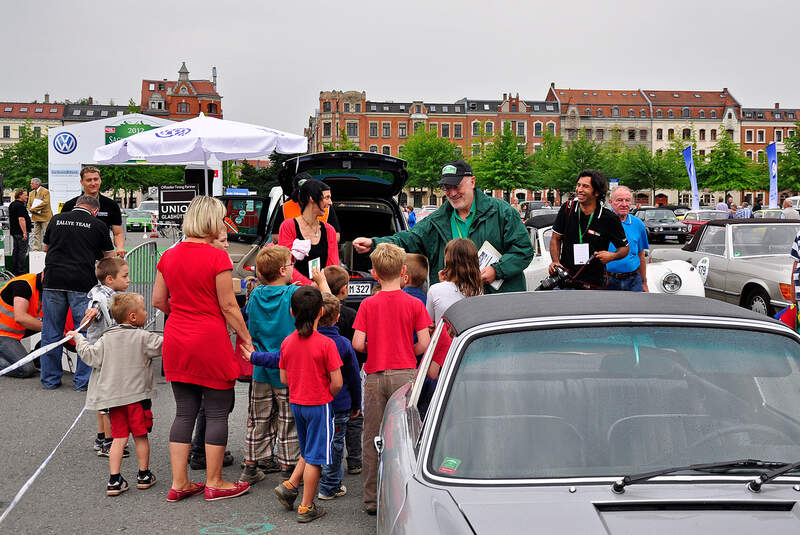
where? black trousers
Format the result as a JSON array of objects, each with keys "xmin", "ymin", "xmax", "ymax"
[{"xmin": 11, "ymin": 234, "xmax": 27, "ymax": 276}]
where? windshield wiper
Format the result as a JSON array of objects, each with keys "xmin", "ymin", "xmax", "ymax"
[
  {"xmin": 612, "ymin": 459, "xmax": 787, "ymax": 493},
  {"xmin": 747, "ymin": 460, "xmax": 800, "ymax": 492}
]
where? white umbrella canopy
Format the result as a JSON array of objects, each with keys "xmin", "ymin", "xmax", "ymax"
[{"xmin": 93, "ymin": 113, "xmax": 307, "ymax": 164}]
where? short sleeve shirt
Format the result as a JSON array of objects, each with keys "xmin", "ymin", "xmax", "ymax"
[
  {"xmin": 43, "ymin": 209, "xmax": 114, "ymax": 292},
  {"xmin": 61, "ymin": 193, "xmax": 122, "ymax": 229},
  {"xmin": 8, "ymin": 200, "xmax": 31, "ymax": 235},
  {"xmin": 280, "ymin": 330, "xmax": 342, "ymax": 405},
  {"xmin": 552, "ymin": 201, "xmax": 628, "ymax": 287},
  {"xmin": 353, "ymin": 289, "xmax": 432, "ymax": 374},
  {"xmin": 607, "ymin": 214, "xmax": 649, "ymax": 274}
]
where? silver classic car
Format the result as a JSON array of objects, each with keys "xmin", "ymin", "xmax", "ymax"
[
  {"xmin": 650, "ymin": 219, "xmax": 800, "ymax": 315},
  {"xmin": 376, "ymin": 292, "xmax": 800, "ymax": 534}
]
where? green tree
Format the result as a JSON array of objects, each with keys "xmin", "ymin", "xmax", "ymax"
[
  {"xmin": 322, "ymin": 128, "xmax": 360, "ymax": 151},
  {"xmin": 618, "ymin": 145, "xmax": 682, "ymax": 201},
  {"xmin": 126, "ymin": 98, "xmax": 141, "ymax": 114},
  {"xmin": 600, "ymin": 127, "xmax": 626, "ymax": 179},
  {"xmin": 401, "ymin": 128, "xmax": 461, "ymax": 192},
  {"xmin": 0, "ymin": 120, "xmax": 48, "ymax": 189},
  {"xmin": 554, "ymin": 130, "xmax": 605, "ymax": 193},
  {"xmin": 780, "ymin": 121, "xmax": 800, "ymax": 192},
  {"xmin": 531, "ymin": 129, "xmax": 565, "ymax": 188},
  {"xmin": 237, "ymin": 152, "xmax": 299, "ymax": 196},
  {"xmin": 703, "ymin": 127, "xmax": 759, "ymax": 195},
  {"xmin": 95, "ymin": 165, "xmax": 184, "ymax": 204},
  {"xmin": 471, "ymin": 122, "xmax": 536, "ymax": 197}
]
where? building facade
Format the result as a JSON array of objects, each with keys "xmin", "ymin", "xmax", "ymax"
[
  {"xmin": 740, "ymin": 103, "xmax": 799, "ymax": 163},
  {"xmin": 0, "ymin": 94, "xmax": 64, "ymax": 148},
  {"xmin": 141, "ymin": 62, "xmax": 222, "ymax": 121}
]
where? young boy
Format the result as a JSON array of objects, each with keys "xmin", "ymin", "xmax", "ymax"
[
  {"xmin": 316, "ymin": 293, "xmax": 361, "ymax": 500},
  {"xmin": 323, "ymin": 265, "xmax": 363, "ymax": 475},
  {"xmin": 239, "ymin": 246, "xmax": 330, "ymax": 485},
  {"xmin": 352, "ymin": 243, "xmax": 431, "ymax": 515},
  {"xmin": 273, "ymin": 286, "xmax": 342, "ymax": 523},
  {"xmin": 84, "ymin": 257, "xmax": 130, "ymax": 457},
  {"xmin": 70, "ymin": 292, "xmax": 163, "ymax": 496},
  {"xmin": 401, "ymin": 253, "xmax": 429, "ymax": 305}
]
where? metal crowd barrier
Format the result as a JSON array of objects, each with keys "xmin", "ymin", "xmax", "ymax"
[{"xmin": 124, "ymin": 240, "xmax": 162, "ymax": 331}]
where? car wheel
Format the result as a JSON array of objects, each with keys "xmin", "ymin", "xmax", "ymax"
[{"xmin": 745, "ymin": 287, "xmax": 772, "ymax": 316}]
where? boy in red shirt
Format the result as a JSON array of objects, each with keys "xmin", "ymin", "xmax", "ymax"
[
  {"xmin": 352, "ymin": 243, "xmax": 431, "ymax": 515},
  {"xmin": 274, "ymin": 286, "xmax": 343, "ymax": 523}
]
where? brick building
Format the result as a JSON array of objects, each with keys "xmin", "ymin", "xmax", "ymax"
[
  {"xmin": 740, "ymin": 103, "xmax": 799, "ymax": 162},
  {"xmin": 141, "ymin": 62, "xmax": 222, "ymax": 121}
]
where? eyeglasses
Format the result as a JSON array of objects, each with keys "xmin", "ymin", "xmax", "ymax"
[{"xmin": 284, "ymin": 263, "xmax": 294, "ymax": 268}]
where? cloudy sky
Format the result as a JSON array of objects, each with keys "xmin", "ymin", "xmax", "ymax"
[{"xmin": 4, "ymin": 0, "xmax": 797, "ymax": 135}]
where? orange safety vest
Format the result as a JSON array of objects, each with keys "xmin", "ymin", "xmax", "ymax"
[
  {"xmin": 282, "ymin": 200, "xmax": 329, "ymax": 223},
  {"xmin": 0, "ymin": 273, "xmax": 41, "ymax": 340}
]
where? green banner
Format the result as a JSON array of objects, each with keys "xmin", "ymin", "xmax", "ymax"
[{"xmin": 105, "ymin": 122, "xmax": 157, "ymax": 144}]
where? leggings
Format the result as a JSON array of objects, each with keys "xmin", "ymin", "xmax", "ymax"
[{"xmin": 170, "ymin": 382, "xmax": 234, "ymax": 446}]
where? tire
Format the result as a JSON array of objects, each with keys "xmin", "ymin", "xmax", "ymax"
[{"xmin": 744, "ymin": 287, "xmax": 772, "ymax": 316}]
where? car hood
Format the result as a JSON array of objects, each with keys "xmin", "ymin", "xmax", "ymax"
[
  {"xmin": 448, "ymin": 484, "xmax": 800, "ymax": 534},
  {"xmin": 279, "ymin": 151, "xmax": 408, "ymax": 199}
]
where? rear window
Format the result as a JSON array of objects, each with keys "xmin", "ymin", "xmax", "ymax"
[
  {"xmin": 306, "ymin": 168, "xmax": 394, "ymax": 187},
  {"xmin": 222, "ymin": 198, "xmax": 264, "ymax": 240}
]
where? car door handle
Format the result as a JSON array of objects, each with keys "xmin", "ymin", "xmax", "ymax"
[{"xmin": 374, "ymin": 436, "xmax": 384, "ymax": 454}]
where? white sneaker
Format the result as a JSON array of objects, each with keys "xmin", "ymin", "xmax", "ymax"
[{"xmin": 318, "ymin": 485, "xmax": 347, "ymax": 500}]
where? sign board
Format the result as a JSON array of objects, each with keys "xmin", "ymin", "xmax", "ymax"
[
  {"xmin": 608, "ymin": 178, "xmax": 620, "ymax": 190},
  {"xmin": 158, "ymin": 184, "xmax": 198, "ymax": 222},
  {"xmin": 104, "ymin": 122, "xmax": 158, "ymax": 145},
  {"xmin": 225, "ymin": 188, "xmax": 250, "ymax": 196}
]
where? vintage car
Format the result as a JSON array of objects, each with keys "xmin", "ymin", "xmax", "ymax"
[
  {"xmin": 124, "ymin": 209, "xmax": 154, "ymax": 232},
  {"xmin": 376, "ymin": 292, "xmax": 800, "ymax": 534},
  {"xmin": 650, "ymin": 219, "xmax": 800, "ymax": 315},
  {"xmin": 634, "ymin": 208, "xmax": 689, "ymax": 243},
  {"xmin": 521, "ymin": 212, "xmax": 705, "ymax": 296},
  {"xmin": 754, "ymin": 208, "xmax": 785, "ymax": 219},
  {"xmin": 682, "ymin": 209, "xmax": 729, "ymax": 235}
]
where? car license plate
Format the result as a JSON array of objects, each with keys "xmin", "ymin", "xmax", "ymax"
[
  {"xmin": 348, "ymin": 283, "xmax": 372, "ymax": 296},
  {"xmin": 132, "ymin": 223, "xmax": 141, "ymax": 228},
  {"xmin": 666, "ymin": 235, "xmax": 677, "ymax": 239}
]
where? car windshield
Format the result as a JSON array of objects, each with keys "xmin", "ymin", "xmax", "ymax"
[
  {"xmin": 429, "ymin": 325, "xmax": 800, "ymax": 480},
  {"xmin": 643, "ymin": 210, "xmax": 678, "ymax": 221},
  {"xmin": 127, "ymin": 210, "xmax": 151, "ymax": 218},
  {"xmin": 222, "ymin": 198, "xmax": 264, "ymax": 239},
  {"xmin": 731, "ymin": 223, "xmax": 800, "ymax": 257},
  {"xmin": 673, "ymin": 208, "xmax": 688, "ymax": 216},
  {"xmin": 137, "ymin": 201, "xmax": 158, "ymax": 211},
  {"xmin": 698, "ymin": 211, "xmax": 728, "ymax": 220}
]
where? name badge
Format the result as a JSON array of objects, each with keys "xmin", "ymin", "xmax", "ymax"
[{"xmin": 573, "ymin": 243, "xmax": 590, "ymax": 265}]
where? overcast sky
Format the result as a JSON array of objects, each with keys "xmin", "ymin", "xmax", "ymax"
[{"xmin": 4, "ymin": 0, "xmax": 798, "ymax": 135}]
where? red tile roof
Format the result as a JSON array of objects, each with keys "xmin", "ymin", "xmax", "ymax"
[
  {"xmin": 0, "ymin": 103, "xmax": 65, "ymax": 120},
  {"xmin": 553, "ymin": 89, "xmax": 648, "ymax": 106},
  {"xmin": 644, "ymin": 90, "xmax": 739, "ymax": 107}
]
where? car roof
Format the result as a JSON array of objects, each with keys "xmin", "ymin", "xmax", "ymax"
[
  {"xmin": 683, "ymin": 218, "xmax": 799, "ymax": 250},
  {"xmin": 525, "ymin": 211, "xmax": 557, "ymax": 228},
  {"xmin": 442, "ymin": 291, "xmax": 776, "ymax": 336}
]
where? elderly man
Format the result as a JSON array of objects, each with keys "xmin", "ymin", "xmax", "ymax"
[
  {"xmin": 61, "ymin": 166, "xmax": 125, "ymax": 257},
  {"xmin": 783, "ymin": 199, "xmax": 800, "ymax": 220},
  {"xmin": 27, "ymin": 177, "xmax": 52, "ymax": 251},
  {"xmin": 353, "ymin": 160, "xmax": 533, "ymax": 293},
  {"xmin": 605, "ymin": 186, "xmax": 649, "ymax": 292}
]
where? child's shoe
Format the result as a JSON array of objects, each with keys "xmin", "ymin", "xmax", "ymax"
[
  {"xmin": 297, "ymin": 502, "xmax": 326, "ymax": 523},
  {"xmin": 93, "ymin": 436, "xmax": 105, "ymax": 452},
  {"xmin": 107, "ymin": 476, "xmax": 129, "ymax": 496},
  {"xmin": 137, "ymin": 470, "xmax": 157, "ymax": 489},
  {"xmin": 97, "ymin": 441, "xmax": 130, "ymax": 458},
  {"xmin": 238, "ymin": 464, "xmax": 266, "ymax": 485},
  {"xmin": 274, "ymin": 480, "xmax": 299, "ymax": 510},
  {"xmin": 318, "ymin": 485, "xmax": 347, "ymax": 500}
]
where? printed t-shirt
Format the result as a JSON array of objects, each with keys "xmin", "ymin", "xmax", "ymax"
[
  {"xmin": 353, "ymin": 289, "xmax": 432, "ymax": 374},
  {"xmin": 606, "ymin": 214, "xmax": 650, "ymax": 274},
  {"xmin": 157, "ymin": 242, "xmax": 238, "ymax": 390},
  {"xmin": 43, "ymin": 208, "xmax": 114, "ymax": 292},
  {"xmin": 279, "ymin": 330, "xmax": 342, "ymax": 405},
  {"xmin": 246, "ymin": 283, "xmax": 299, "ymax": 387},
  {"xmin": 61, "ymin": 193, "xmax": 122, "ymax": 230}
]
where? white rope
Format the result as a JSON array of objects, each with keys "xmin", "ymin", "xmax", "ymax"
[{"xmin": 0, "ymin": 319, "xmax": 91, "ymax": 378}]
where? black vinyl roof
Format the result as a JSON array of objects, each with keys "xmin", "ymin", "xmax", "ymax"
[{"xmin": 442, "ymin": 291, "xmax": 778, "ymax": 336}]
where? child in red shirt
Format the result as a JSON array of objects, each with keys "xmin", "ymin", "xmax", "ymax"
[
  {"xmin": 352, "ymin": 243, "xmax": 431, "ymax": 514},
  {"xmin": 274, "ymin": 286, "xmax": 343, "ymax": 524}
]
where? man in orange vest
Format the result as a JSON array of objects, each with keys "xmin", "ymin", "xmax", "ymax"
[{"xmin": 0, "ymin": 272, "xmax": 43, "ymax": 378}]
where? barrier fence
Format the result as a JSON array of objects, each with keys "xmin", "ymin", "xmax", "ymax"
[{"xmin": 124, "ymin": 240, "xmax": 162, "ymax": 331}]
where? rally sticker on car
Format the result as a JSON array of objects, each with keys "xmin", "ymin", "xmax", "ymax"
[{"xmin": 439, "ymin": 457, "xmax": 462, "ymax": 474}]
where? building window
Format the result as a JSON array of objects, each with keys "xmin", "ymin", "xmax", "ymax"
[
  {"xmin": 682, "ymin": 107, "xmax": 690, "ymax": 118},
  {"xmin": 346, "ymin": 122, "xmax": 358, "ymax": 137},
  {"xmin": 789, "ymin": 129, "xmax": 796, "ymax": 138},
  {"xmin": 399, "ymin": 123, "xmax": 407, "ymax": 137},
  {"xmin": 745, "ymin": 150, "xmax": 753, "ymax": 160},
  {"xmin": 628, "ymin": 109, "xmax": 634, "ymax": 117},
  {"xmin": 355, "ymin": 103, "xmax": 361, "ymax": 112},
  {"xmin": 547, "ymin": 122, "xmax": 556, "ymax": 135},
  {"xmin": 149, "ymin": 83, "xmax": 155, "ymax": 90},
  {"xmin": 776, "ymin": 129, "xmax": 784, "ymax": 143},
  {"xmin": 429, "ymin": 123, "xmax": 438, "ymax": 135},
  {"xmin": 455, "ymin": 106, "xmax": 462, "ymax": 112},
  {"xmin": 398, "ymin": 145, "xmax": 404, "ymax": 154},
  {"xmin": 585, "ymin": 108, "xmax": 591, "ymax": 116},
  {"xmin": 440, "ymin": 123, "xmax": 449, "ymax": 138},
  {"xmin": 442, "ymin": 105, "xmax": 448, "ymax": 112},
  {"xmin": 585, "ymin": 129, "xmax": 593, "ymax": 139},
  {"xmin": 699, "ymin": 110, "xmax": 705, "ymax": 118},
  {"xmin": 757, "ymin": 130, "xmax": 765, "ymax": 143},
  {"xmin": 516, "ymin": 121, "xmax": 525, "ymax": 137},
  {"xmin": 322, "ymin": 122, "xmax": 332, "ymax": 137},
  {"xmin": 567, "ymin": 129, "xmax": 577, "ymax": 140},
  {"xmin": 344, "ymin": 103, "xmax": 350, "ymax": 112},
  {"xmin": 370, "ymin": 104, "xmax": 377, "ymax": 111},
  {"xmin": 413, "ymin": 105, "xmax": 420, "ymax": 114},
  {"xmin": 597, "ymin": 109, "xmax": 603, "ymax": 117},
  {"xmin": 32, "ymin": 126, "xmax": 41, "ymax": 138},
  {"xmin": 612, "ymin": 107, "xmax": 619, "ymax": 117},
  {"xmin": 207, "ymin": 103, "xmax": 218, "ymax": 114},
  {"xmin": 323, "ymin": 102, "xmax": 331, "ymax": 112},
  {"xmin": 668, "ymin": 109, "xmax": 674, "ymax": 118},
  {"xmin": 628, "ymin": 129, "xmax": 636, "ymax": 141},
  {"xmin": 86, "ymin": 110, "xmax": 94, "ymax": 116},
  {"xmin": 382, "ymin": 145, "xmax": 391, "ymax": 155},
  {"xmin": 596, "ymin": 129, "xmax": 604, "ymax": 140},
  {"xmin": 656, "ymin": 128, "xmax": 663, "ymax": 140},
  {"xmin": 369, "ymin": 145, "xmax": 378, "ymax": 153},
  {"xmin": 640, "ymin": 129, "xmax": 648, "ymax": 141},
  {"xmin": 517, "ymin": 143, "xmax": 526, "ymax": 153},
  {"xmin": 159, "ymin": 83, "xmax": 165, "ymax": 91},
  {"xmin": 745, "ymin": 130, "xmax": 753, "ymax": 143},
  {"xmin": 656, "ymin": 109, "xmax": 663, "ymax": 118},
  {"xmin": 400, "ymin": 105, "xmax": 405, "ymax": 111},
  {"xmin": 668, "ymin": 129, "xmax": 675, "ymax": 140},
  {"xmin": 788, "ymin": 113, "xmax": 796, "ymax": 120},
  {"xmin": 699, "ymin": 150, "xmax": 705, "ymax": 156},
  {"xmin": 382, "ymin": 122, "xmax": 391, "ymax": 137},
  {"xmin": 640, "ymin": 109, "xmax": 646, "ymax": 117},
  {"xmin": 454, "ymin": 124, "xmax": 462, "ymax": 138},
  {"xmin": 757, "ymin": 150, "xmax": 765, "ymax": 162},
  {"xmin": 177, "ymin": 102, "xmax": 189, "ymax": 113},
  {"xmin": 34, "ymin": 107, "xmax": 43, "ymax": 113},
  {"xmin": 710, "ymin": 110, "xmax": 717, "ymax": 119},
  {"xmin": 369, "ymin": 122, "xmax": 378, "ymax": 137},
  {"xmin": 682, "ymin": 128, "xmax": 691, "ymax": 140},
  {"xmin": 728, "ymin": 112, "xmax": 733, "ymax": 119},
  {"xmin": 472, "ymin": 144, "xmax": 481, "ymax": 156},
  {"xmin": 725, "ymin": 129, "xmax": 734, "ymax": 139},
  {"xmin": 485, "ymin": 121, "xmax": 494, "ymax": 135},
  {"xmin": 414, "ymin": 122, "xmax": 424, "ymax": 134},
  {"xmin": 710, "ymin": 129, "xmax": 717, "ymax": 141},
  {"xmin": 2, "ymin": 126, "xmax": 9, "ymax": 138},
  {"xmin": 471, "ymin": 121, "xmax": 480, "ymax": 136},
  {"xmin": 699, "ymin": 129, "xmax": 706, "ymax": 140},
  {"xmin": 534, "ymin": 122, "xmax": 542, "ymax": 136}
]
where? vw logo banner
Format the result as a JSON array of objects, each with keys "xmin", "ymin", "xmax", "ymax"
[
  {"xmin": 155, "ymin": 128, "xmax": 191, "ymax": 138},
  {"xmin": 53, "ymin": 132, "xmax": 77, "ymax": 154}
]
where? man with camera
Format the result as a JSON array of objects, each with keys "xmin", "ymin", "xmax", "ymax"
[{"xmin": 548, "ymin": 170, "xmax": 628, "ymax": 289}]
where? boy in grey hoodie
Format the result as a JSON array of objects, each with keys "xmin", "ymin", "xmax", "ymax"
[{"xmin": 70, "ymin": 292, "xmax": 163, "ymax": 496}]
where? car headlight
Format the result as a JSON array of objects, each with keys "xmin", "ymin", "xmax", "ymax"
[
  {"xmin": 656, "ymin": 226, "xmax": 663, "ymax": 232},
  {"xmin": 662, "ymin": 272, "xmax": 682, "ymax": 293}
]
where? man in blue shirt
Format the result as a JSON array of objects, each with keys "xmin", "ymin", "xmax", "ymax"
[{"xmin": 606, "ymin": 186, "xmax": 649, "ymax": 292}]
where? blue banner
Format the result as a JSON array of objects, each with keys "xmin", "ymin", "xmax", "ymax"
[
  {"xmin": 767, "ymin": 142, "xmax": 778, "ymax": 208},
  {"xmin": 682, "ymin": 145, "xmax": 700, "ymax": 211}
]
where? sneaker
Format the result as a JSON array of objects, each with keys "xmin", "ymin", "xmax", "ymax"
[
  {"xmin": 238, "ymin": 464, "xmax": 266, "ymax": 485},
  {"xmin": 97, "ymin": 443, "xmax": 130, "ymax": 458},
  {"xmin": 107, "ymin": 476, "xmax": 129, "ymax": 496},
  {"xmin": 318, "ymin": 485, "xmax": 347, "ymax": 500},
  {"xmin": 189, "ymin": 454, "xmax": 206, "ymax": 470},
  {"xmin": 347, "ymin": 464, "xmax": 362, "ymax": 475},
  {"xmin": 297, "ymin": 502, "xmax": 326, "ymax": 523},
  {"xmin": 166, "ymin": 482, "xmax": 205, "ymax": 502},
  {"xmin": 223, "ymin": 450, "xmax": 234, "ymax": 467},
  {"xmin": 204, "ymin": 481, "xmax": 250, "ymax": 501},
  {"xmin": 93, "ymin": 437, "xmax": 105, "ymax": 452},
  {"xmin": 137, "ymin": 470, "xmax": 157, "ymax": 489},
  {"xmin": 260, "ymin": 457, "xmax": 282, "ymax": 473},
  {"xmin": 274, "ymin": 481, "xmax": 299, "ymax": 511}
]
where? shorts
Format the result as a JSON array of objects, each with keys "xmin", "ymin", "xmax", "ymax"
[
  {"xmin": 290, "ymin": 402, "xmax": 334, "ymax": 466},
  {"xmin": 109, "ymin": 399, "xmax": 153, "ymax": 439}
]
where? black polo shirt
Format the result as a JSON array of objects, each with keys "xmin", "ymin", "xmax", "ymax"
[
  {"xmin": 61, "ymin": 193, "xmax": 122, "ymax": 229},
  {"xmin": 43, "ymin": 208, "xmax": 114, "ymax": 292},
  {"xmin": 552, "ymin": 200, "xmax": 628, "ymax": 287},
  {"xmin": 8, "ymin": 200, "xmax": 31, "ymax": 236}
]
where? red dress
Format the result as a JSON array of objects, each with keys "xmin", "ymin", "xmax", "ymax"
[{"xmin": 157, "ymin": 242, "xmax": 238, "ymax": 390}]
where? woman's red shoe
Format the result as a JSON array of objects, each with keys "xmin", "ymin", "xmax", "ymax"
[
  {"xmin": 204, "ymin": 481, "xmax": 250, "ymax": 501},
  {"xmin": 166, "ymin": 482, "xmax": 205, "ymax": 502}
]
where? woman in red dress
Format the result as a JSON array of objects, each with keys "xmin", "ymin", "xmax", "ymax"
[{"xmin": 153, "ymin": 195, "xmax": 255, "ymax": 502}]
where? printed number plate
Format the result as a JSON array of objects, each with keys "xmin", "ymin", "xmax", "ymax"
[
  {"xmin": 348, "ymin": 283, "xmax": 372, "ymax": 296},
  {"xmin": 666, "ymin": 235, "xmax": 677, "ymax": 240}
]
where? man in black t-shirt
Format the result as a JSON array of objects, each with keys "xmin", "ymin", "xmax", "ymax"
[
  {"xmin": 40, "ymin": 195, "xmax": 114, "ymax": 390},
  {"xmin": 550, "ymin": 170, "xmax": 629, "ymax": 289},
  {"xmin": 0, "ymin": 272, "xmax": 43, "ymax": 378},
  {"xmin": 61, "ymin": 166, "xmax": 125, "ymax": 257},
  {"xmin": 8, "ymin": 189, "xmax": 32, "ymax": 275}
]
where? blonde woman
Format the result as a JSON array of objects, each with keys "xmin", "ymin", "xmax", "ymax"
[{"xmin": 153, "ymin": 196, "xmax": 254, "ymax": 502}]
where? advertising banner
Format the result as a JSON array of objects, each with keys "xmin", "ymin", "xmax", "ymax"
[
  {"xmin": 682, "ymin": 145, "xmax": 700, "ymax": 211},
  {"xmin": 766, "ymin": 142, "xmax": 779, "ymax": 208}
]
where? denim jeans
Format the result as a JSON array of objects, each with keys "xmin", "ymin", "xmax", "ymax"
[
  {"xmin": 11, "ymin": 234, "xmax": 28, "ymax": 276},
  {"xmin": 0, "ymin": 335, "xmax": 36, "ymax": 378},
  {"xmin": 605, "ymin": 272, "xmax": 643, "ymax": 292},
  {"xmin": 319, "ymin": 410, "xmax": 350, "ymax": 496},
  {"xmin": 41, "ymin": 289, "xmax": 91, "ymax": 389}
]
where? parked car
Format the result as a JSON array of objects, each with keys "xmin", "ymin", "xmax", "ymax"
[
  {"xmin": 659, "ymin": 204, "xmax": 691, "ymax": 220},
  {"xmin": 650, "ymin": 219, "xmax": 800, "ymax": 315},
  {"xmin": 681, "ymin": 209, "xmax": 729, "ymax": 235},
  {"xmin": 754, "ymin": 208, "xmax": 784, "ymax": 219},
  {"xmin": 635, "ymin": 208, "xmax": 689, "ymax": 243},
  {"xmin": 220, "ymin": 151, "xmax": 409, "ymax": 308},
  {"xmin": 414, "ymin": 205, "xmax": 438, "ymax": 222},
  {"xmin": 377, "ymin": 291, "xmax": 800, "ymax": 534},
  {"xmin": 125, "ymin": 210, "xmax": 154, "ymax": 232},
  {"xmin": 135, "ymin": 200, "xmax": 159, "ymax": 218},
  {"xmin": 520, "ymin": 200, "xmax": 551, "ymax": 219}
]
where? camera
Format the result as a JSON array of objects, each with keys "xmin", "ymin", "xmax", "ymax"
[{"xmin": 536, "ymin": 265, "xmax": 571, "ymax": 291}]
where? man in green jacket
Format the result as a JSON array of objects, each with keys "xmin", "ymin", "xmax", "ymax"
[{"xmin": 353, "ymin": 160, "xmax": 533, "ymax": 293}]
